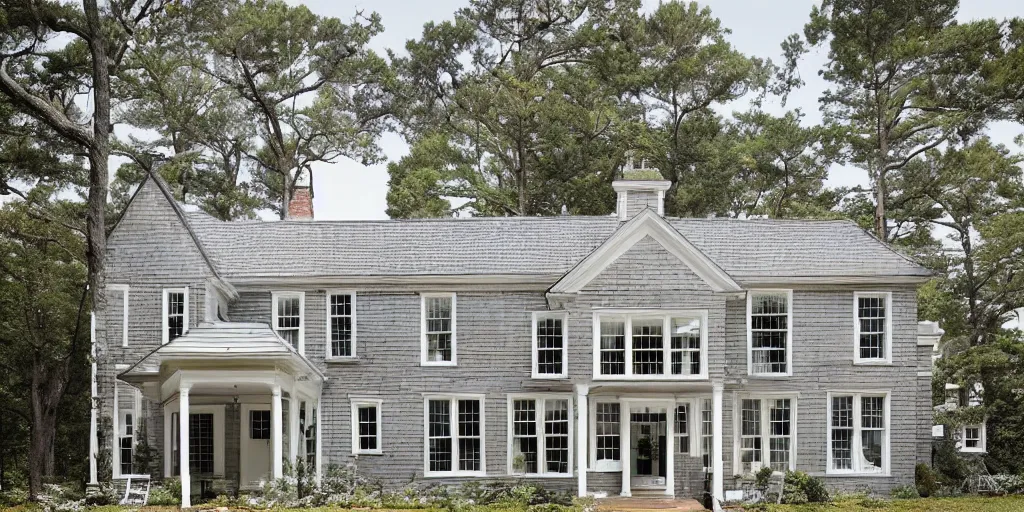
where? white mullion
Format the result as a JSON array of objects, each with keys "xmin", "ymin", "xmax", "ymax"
[
  {"xmin": 662, "ymin": 316, "xmax": 671, "ymax": 376},
  {"xmin": 761, "ymin": 399, "xmax": 770, "ymax": 470},
  {"xmin": 852, "ymin": 396, "xmax": 862, "ymax": 473},
  {"xmin": 536, "ymin": 399, "xmax": 546, "ymax": 474},
  {"xmin": 625, "ymin": 317, "xmax": 633, "ymax": 377},
  {"xmin": 450, "ymin": 398, "xmax": 459, "ymax": 472}
]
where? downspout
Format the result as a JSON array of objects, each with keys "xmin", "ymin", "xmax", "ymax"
[{"xmin": 89, "ymin": 312, "xmax": 99, "ymax": 485}]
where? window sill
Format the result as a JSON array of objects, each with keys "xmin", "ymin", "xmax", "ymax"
[
  {"xmin": 354, "ymin": 450, "xmax": 383, "ymax": 456},
  {"xmin": 424, "ymin": 471, "xmax": 487, "ymax": 478},
  {"xmin": 960, "ymin": 448, "xmax": 986, "ymax": 454},
  {"xmin": 326, "ymin": 356, "xmax": 359, "ymax": 364},
  {"xmin": 592, "ymin": 375, "xmax": 709, "ymax": 381},
  {"xmin": 853, "ymin": 360, "xmax": 892, "ymax": 366},
  {"xmin": 531, "ymin": 374, "xmax": 569, "ymax": 380},
  {"xmin": 824, "ymin": 471, "xmax": 889, "ymax": 478},
  {"xmin": 421, "ymin": 361, "xmax": 457, "ymax": 367},
  {"xmin": 510, "ymin": 472, "xmax": 574, "ymax": 479},
  {"xmin": 747, "ymin": 373, "xmax": 792, "ymax": 379}
]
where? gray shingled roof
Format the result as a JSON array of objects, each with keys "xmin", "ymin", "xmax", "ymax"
[{"xmin": 184, "ymin": 211, "xmax": 930, "ymax": 283}]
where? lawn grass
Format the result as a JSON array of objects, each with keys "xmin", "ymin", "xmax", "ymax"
[{"xmin": 766, "ymin": 495, "xmax": 1024, "ymax": 512}]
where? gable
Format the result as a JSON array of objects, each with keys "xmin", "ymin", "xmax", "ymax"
[
  {"xmin": 107, "ymin": 177, "xmax": 218, "ymax": 280},
  {"xmin": 583, "ymin": 235, "xmax": 714, "ymax": 293},
  {"xmin": 549, "ymin": 209, "xmax": 741, "ymax": 294}
]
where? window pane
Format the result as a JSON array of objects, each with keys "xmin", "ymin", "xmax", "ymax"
[
  {"xmin": 632, "ymin": 320, "xmax": 664, "ymax": 375},
  {"xmin": 536, "ymin": 317, "xmax": 564, "ymax": 375},
  {"xmin": 428, "ymin": 400, "xmax": 451, "ymax": 472},
  {"xmin": 512, "ymin": 400, "xmax": 538, "ymax": 474},
  {"xmin": 751, "ymin": 293, "xmax": 788, "ymax": 374},
  {"xmin": 457, "ymin": 400, "xmax": 481, "ymax": 471},
  {"xmin": 595, "ymin": 403, "xmax": 620, "ymax": 461},
  {"xmin": 167, "ymin": 292, "xmax": 185, "ymax": 341},
  {"xmin": 701, "ymin": 399, "xmax": 713, "ymax": 471},
  {"xmin": 858, "ymin": 296, "xmax": 886, "ymax": 359},
  {"xmin": 599, "ymin": 321, "xmax": 626, "ymax": 375},
  {"xmin": 425, "ymin": 297, "xmax": 453, "ymax": 362},
  {"xmin": 769, "ymin": 399, "xmax": 791, "ymax": 471},
  {"xmin": 675, "ymin": 404, "xmax": 689, "ymax": 454},
  {"xmin": 189, "ymin": 413, "xmax": 214, "ymax": 474},
  {"xmin": 250, "ymin": 410, "xmax": 270, "ymax": 440},
  {"xmin": 358, "ymin": 406, "xmax": 378, "ymax": 451},
  {"xmin": 671, "ymin": 317, "xmax": 701, "ymax": 375},
  {"xmin": 740, "ymin": 399, "xmax": 762, "ymax": 473},
  {"xmin": 831, "ymin": 396, "xmax": 853, "ymax": 470},
  {"xmin": 330, "ymin": 294, "xmax": 353, "ymax": 357},
  {"xmin": 544, "ymin": 399, "xmax": 569, "ymax": 474},
  {"xmin": 861, "ymin": 430, "xmax": 883, "ymax": 470}
]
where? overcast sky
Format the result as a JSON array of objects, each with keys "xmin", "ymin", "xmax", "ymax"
[{"xmin": 290, "ymin": 0, "xmax": 1024, "ymax": 220}]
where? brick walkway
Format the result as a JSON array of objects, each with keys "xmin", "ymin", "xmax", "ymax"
[{"xmin": 597, "ymin": 497, "xmax": 707, "ymax": 512}]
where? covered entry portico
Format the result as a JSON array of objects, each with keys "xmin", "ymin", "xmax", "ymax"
[{"xmin": 119, "ymin": 322, "xmax": 326, "ymax": 508}]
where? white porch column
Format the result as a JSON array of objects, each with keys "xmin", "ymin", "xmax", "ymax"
[
  {"xmin": 179, "ymin": 385, "xmax": 191, "ymax": 508},
  {"xmin": 289, "ymin": 395, "xmax": 300, "ymax": 469},
  {"xmin": 620, "ymin": 399, "xmax": 631, "ymax": 497},
  {"xmin": 271, "ymin": 385, "xmax": 283, "ymax": 479},
  {"xmin": 665, "ymin": 402, "xmax": 675, "ymax": 497},
  {"xmin": 315, "ymin": 395, "xmax": 323, "ymax": 484},
  {"xmin": 575, "ymin": 385, "xmax": 589, "ymax": 497},
  {"xmin": 712, "ymin": 383, "xmax": 724, "ymax": 503}
]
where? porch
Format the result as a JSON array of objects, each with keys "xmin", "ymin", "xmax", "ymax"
[{"xmin": 117, "ymin": 322, "xmax": 326, "ymax": 507}]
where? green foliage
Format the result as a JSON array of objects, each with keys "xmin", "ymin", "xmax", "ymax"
[
  {"xmin": 890, "ymin": 486, "xmax": 920, "ymax": 500},
  {"xmin": 783, "ymin": 471, "xmax": 830, "ymax": 504},
  {"xmin": 916, "ymin": 463, "xmax": 939, "ymax": 498},
  {"xmin": 146, "ymin": 479, "xmax": 181, "ymax": 506}
]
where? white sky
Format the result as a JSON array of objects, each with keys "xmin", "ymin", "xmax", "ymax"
[{"xmin": 293, "ymin": 0, "xmax": 1024, "ymax": 220}]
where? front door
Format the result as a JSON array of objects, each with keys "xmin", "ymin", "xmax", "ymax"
[
  {"xmin": 630, "ymin": 410, "xmax": 667, "ymax": 488},
  {"xmin": 240, "ymin": 404, "xmax": 272, "ymax": 489}
]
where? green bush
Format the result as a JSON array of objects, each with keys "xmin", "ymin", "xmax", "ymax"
[
  {"xmin": 146, "ymin": 478, "xmax": 181, "ymax": 506},
  {"xmin": 915, "ymin": 463, "xmax": 939, "ymax": 497},
  {"xmin": 782, "ymin": 471, "xmax": 830, "ymax": 504},
  {"xmin": 859, "ymin": 496, "xmax": 889, "ymax": 508},
  {"xmin": 889, "ymin": 485, "xmax": 919, "ymax": 499}
]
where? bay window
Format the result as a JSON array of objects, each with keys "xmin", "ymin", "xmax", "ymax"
[
  {"xmin": 828, "ymin": 392, "xmax": 888, "ymax": 474},
  {"xmin": 593, "ymin": 311, "xmax": 707, "ymax": 379}
]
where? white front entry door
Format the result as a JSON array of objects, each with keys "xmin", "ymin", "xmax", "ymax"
[{"xmin": 240, "ymin": 404, "xmax": 273, "ymax": 489}]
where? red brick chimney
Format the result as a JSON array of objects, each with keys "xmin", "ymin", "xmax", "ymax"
[{"xmin": 287, "ymin": 168, "xmax": 314, "ymax": 219}]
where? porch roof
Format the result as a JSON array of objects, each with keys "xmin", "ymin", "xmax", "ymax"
[{"xmin": 117, "ymin": 321, "xmax": 326, "ymax": 385}]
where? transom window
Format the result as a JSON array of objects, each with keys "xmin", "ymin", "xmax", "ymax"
[
  {"xmin": 509, "ymin": 396, "xmax": 572, "ymax": 475},
  {"xmin": 421, "ymin": 294, "xmax": 456, "ymax": 365},
  {"xmin": 594, "ymin": 311, "xmax": 707, "ymax": 379},
  {"xmin": 250, "ymin": 410, "xmax": 270, "ymax": 440},
  {"xmin": 272, "ymin": 292, "xmax": 304, "ymax": 353},
  {"xmin": 675, "ymin": 404, "xmax": 689, "ymax": 454},
  {"xmin": 593, "ymin": 402, "xmax": 621, "ymax": 471},
  {"xmin": 351, "ymin": 399, "xmax": 382, "ymax": 455},
  {"xmin": 854, "ymin": 292, "xmax": 891, "ymax": 363},
  {"xmin": 162, "ymin": 288, "xmax": 188, "ymax": 344},
  {"xmin": 328, "ymin": 292, "xmax": 356, "ymax": 358},
  {"xmin": 533, "ymin": 313, "xmax": 568, "ymax": 378},
  {"xmin": 425, "ymin": 396, "xmax": 483, "ymax": 476},
  {"xmin": 828, "ymin": 393, "xmax": 888, "ymax": 474},
  {"xmin": 748, "ymin": 291, "xmax": 792, "ymax": 376},
  {"xmin": 736, "ymin": 397, "xmax": 795, "ymax": 474}
]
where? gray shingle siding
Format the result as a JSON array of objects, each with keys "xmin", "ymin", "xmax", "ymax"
[
  {"xmin": 624, "ymin": 191, "xmax": 660, "ymax": 219},
  {"xmin": 97, "ymin": 176, "xmax": 931, "ymax": 498}
]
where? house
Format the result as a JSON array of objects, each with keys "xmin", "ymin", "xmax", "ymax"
[{"xmin": 89, "ymin": 170, "xmax": 939, "ymax": 507}]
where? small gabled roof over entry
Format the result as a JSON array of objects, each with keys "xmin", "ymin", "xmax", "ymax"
[
  {"xmin": 549, "ymin": 209, "xmax": 743, "ymax": 294},
  {"xmin": 119, "ymin": 322, "xmax": 325, "ymax": 387}
]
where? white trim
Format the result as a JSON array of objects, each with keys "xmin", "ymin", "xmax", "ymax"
[
  {"xmin": 617, "ymin": 190, "xmax": 628, "ymax": 221},
  {"xmin": 161, "ymin": 287, "xmax": 189, "ymax": 345},
  {"xmin": 162, "ymin": 401, "xmax": 227, "ymax": 478},
  {"xmin": 351, "ymin": 398, "xmax": 384, "ymax": 455},
  {"xmin": 825, "ymin": 390, "xmax": 890, "ymax": 476},
  {"xmin": 588, "ymin": 399, "xmax": 623, "ymax": 472},
  {"xmin": 506, "ymin": 393, "xmax": 574, "ymax": 477},
  {"xmin": 423, "ymin": 394, "xmax": 486, "ymax": 477},
  {"xmin": 109, "ymin": 284, "xmax": 130, "ymax": 347},
  {"xmin": 731, "ymin": 394, "xmax": 798, "ymax": 476},
  {"xmin": 239, "ymin": 402, "xmax": 272, "ymax": 490},
  {"xmin": 325, "ymin": 290, "xmax": 358, "ymax": 360},
  {"xmin": 420, "ymin": 293, "xmax": 457, "ymax": 366},
  {"xmin": 853, "ymin": 291, "xmax": 893, "ymax": 364},
  {"xmin": 89, "ymin": 312, "xmax": 98, "ymax": 485},
  {"xmin": 271, "ymin": 291, "xmax": 305, "ymax": 355},
  {"xmin": 550, "ymin": 209, "xmax": 742, "ymax": 294},
  {"xmin": 960, "ymin": 422, "xmax": 987, "ymax": 453},
  {"xmin": 592, "ymin": 310, "xmax": 709, "ymax": 381},
  {"xmin": 747, "ymin": 290, "xmax": 794, "ymax": 377},
  {"xmin": 532, "ymin": 312, "xmax": 569, "ymax": 379}
]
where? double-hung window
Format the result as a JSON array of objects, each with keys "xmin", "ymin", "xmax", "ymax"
[
  {"xmin": 351, "ymin": 399, "xmax": 382, "ymax": 455},
  {"xmin": 425, "ymin": 395, "xmax": 484, "ymax": 476},
  {"xmin": 736, "ymin": 397, "xmax": 796, "ymax": 474},
  {"xmin": 592, "ymin": 402, "xmax": 621, "ymax": 471},
  {"xmin": 675, "ymin": 403, "xmax": 690, "ymax": 454},
  {"xmin": 119, "ymin": 411, "xmax": 134, "ymax": 475},
  {"xmin": 421, "ymin": 293, "xmax": 456, "ymax": 365},
  {"xmin": 327, "ymin": 291, "xmax": 356, "ymax": 359},
  {"xmin": 508, "ymin": 395, "xmax": 572, "ymax": 476},
  {"xmin": 701, "ymin": 398, "xmax": 713, "ymax": 471},
  {"xmin": 828, "ymin": 392, "xmax": 888, "ymax": 474},
  {"xmin": 272, "ymin": 292, "xmax": 304, "ymax": 353},
  {"xmin": 594, "ymin": 311, "xmax": 707, "ymax": 379},
  {"xmin": 532, "ymin": 313, "xmax": 568, "ymax": 378},
  {"xmin": 748, "ymin": 291, "xmax": 792, "ymax": 376},
  {"xmin": 854, "ymin": 292, "xmax": 891, "ymax": 363},
  {"xmin": 162, "ymin": 287, "xmax": 189, "ymax": 344},
  {"xmin": 961, "ymin": 424, "xmax": 986, "ymax": 453}
]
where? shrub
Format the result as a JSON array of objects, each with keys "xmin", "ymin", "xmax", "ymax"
[
  {"xmin": 915, "ymin": 463, "xmax": 938, "ymax": 497},
  {"xmin": 782, "ymin": 470, "xmax": 830, "ymax": 504},
  {"xmin": 992, "ymin": 474, "xmax": 1024, "ymax": 494},
  {"xmin": 146, "ymin": 479, "xmax": 181, "ymax": 506},
  {"xmin": 859, "ymin": 497, "xmax": 889, "ymax": 508},
  {"xmin": 890, "ymin": 485, "xmax": 919, "ymax": 499}
]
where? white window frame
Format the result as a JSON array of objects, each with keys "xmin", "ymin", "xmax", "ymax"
[
  {"xmin": 591, "ymin": 309, "xmax": 709, "ymax": 381},
  {"xmin": 532, "ymin": 312, "xmax": 569, "ymax": 379},
  {"xmin": 326, "ymin": 290, "xmax": 357, "ymax": 360},
  {"xmin": 350, "ymin": 398, "xmax": 383, "ymax": 455},
  {"xmin": 421, "ymin": 293, "xmax": 457, "ymax": 366},
  {"xmin": 272, "ymin": 291, "xmax": 305, "ymax": 354},
  {"xmin": 853, "ymin": 291, "xmax": 892, "ymax": 364},
  {"xmin": 161, "ymin": 287, "xmax": 189, "ymax": 345},
  {"xmin": 747, "ymin": 290, "xmax": 794, "ymax": 377},
  {"xmin": 110, "ymin": 284, "xmax": 129, "ymax": 347},
  {"xmin": 826, "ymin": 391, "xmax": 890, "ymax": 476},
  {"xmin": 732, "ymin": 394, "xmax": 798, "ymax": 476},
  {"xmin": 118, "ymin": 409, "xmax": 135, "ymax": 476},
  {"xmin": 675, "ymin": 400, "xmax": 699, "ymax": 456},
  {"xmin": 589, "ymin": 400, "xmax": 623, "ymax": 472},
  {"xmin": 506, "ymin": 394, "xmax": 574, "ymax": 477},
  {"xmin": 423, "ymin": 393, "xmax": 485, "ymax": 477},
  {"xmin": 960, "ymin": 423, "xmax": 987, "ymax": 453}
]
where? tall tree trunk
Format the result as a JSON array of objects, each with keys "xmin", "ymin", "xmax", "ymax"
[
  {"xmin": 875, "ymin": 133, "xmax": 889, "ymax": 241},
  {"xmin": 28, "ymin": 362, "xmax": 64, "ymax": 499}
]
